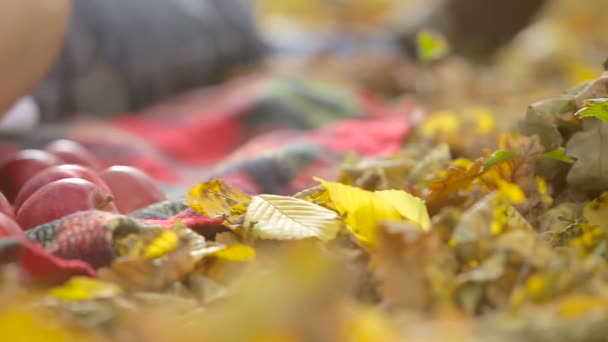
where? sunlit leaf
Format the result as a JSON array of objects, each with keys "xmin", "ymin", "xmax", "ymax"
[
  {"xmin": 245, "ymin": 194, "xmax": 341, "ymax": 242},
  {"xmin": 575, "ymin": 98, "xmax": 608, "ymax": 122},
  {"xmin": 416, "ymin": 30, "xmax": 449, "ymax": 63},
  {"xmin": 185, "ymin": 179, "xmax": 252, "ymax": 218},
  {"xmin": 470, "ymin": 107, "xmax": 496, "ymax": 134},
  {"xmin": 375, "ymin": 190, "xmax": 431, "ymax": 231},
  {"xmin": 483, "ymin": 150, "xmax": 517, "ymax": 170},
  {"xmin": 315, "ymin": 178, "xmax": 421, "ymax": 246},
  {"xmin": 542, "ymin": 148, "xmax": 575, "ymax": 164},
  {"xmin": 420, "ymin": 111, "xmax": 461, "ymax": 138},
  {"xmin": 342, "ymin": 306, "xmax": 398, "ymax": 342},
  {"xmin": 0, "ymin": 306, "xmax": 103, "ymax": 342},
  {"xmin": 209, "ymin": 244, "xmax": 256, "ymax": 261},
  {"xmin": 496, "ymin": 180, "xmax": 526, "ymax": 205},
  {"xmin": 48, "ymin": 277, "xmax": 122, "ymax": 302}
]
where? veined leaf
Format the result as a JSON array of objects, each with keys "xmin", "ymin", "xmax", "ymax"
[
  {"xmin": 185, "ymin": 179, "xmax": 252, "ymax": 218},
  {"xmin": 483, "ymin": 150, "xmax": 517, "ymax": 170},
  {"xmin": 48, "ymin": 277, "xmax": 122, "ymax": 301},
  {"xmin": 542, "ymin": 148, "xmax": 575, "ymax": 164},
  {"xmin": 245, "ymin": 194, "xmax": 341, "ymax": 242},
  {"xmin": 575, "ymin": 98, "xmax": 608, "ymax": 122},
  {"xmin": 375, "ymin": 190, "xmax": 431, "ymax": 231}
]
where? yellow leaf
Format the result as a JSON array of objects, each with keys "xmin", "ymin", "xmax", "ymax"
[
  {"xmin": 315, "ymin": 178, "xmax": 410, "ymax": 247},
  {"xmin": 425, "ymin": 159, "xmax": 484, "ymax": 212},
  {"xmin": 375, "ymin": 190, "xmax": 431, "ymax": 231},
  {"xmin": 185, "ymin": 179, "xmax": 252, "ymax": 218},
  {"xmin": 583, "ymin": 192, "xmax": 608, "ymax": 229},
  {"xmin": 115, "ymin": 227, "xmax": 179, "ymax": 260},
  {"xmin": 144, "ymin": 229, "xmax": 179, "ymax": 259},
  {"xmin": 469, "ymin": 107, "xmax": 495, "ymax": 134},
  {"xmin": 245, "ymin": 194, "xmax": 341, "ymax": 242},
  {"xmin": 496, "ymin": 180, "xmax": 526, "ymax": 205},
  {"xmin": 416, "ymin": 30, "xmax": 450, "ymax": 63},
  {"xmin": 48, "ymin": 277, "xmax": 122, "ymax": 301},
  {"xmin": 343, "ymin": 307, "xmax": 398, "ymax": 342},
  {"xmin": 420, "ymin": 111, "xmax": 461, "ymax": 138},
  {"xmin": 210, "ymin": 244, "xmax": 256, "ymax": 261},
  {"xmin": 0, "ymin": 306, "xmax": 103, "ymax": 342}
]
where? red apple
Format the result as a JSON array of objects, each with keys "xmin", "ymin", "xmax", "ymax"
[
  {"xmin": 13, "ymin": 164, "xmax": 112, "ymax": 211},
  {"xmin": 0, "ymin": 212, "xmax": 22, "ymax": 238},
  {"xmin": 99, "ymin": 165, "xmax": 166, "ymax": 213},
  {"xmin": 45, "ymin": 139, "xmax": 102, "ymax": 170},
  {"xmin": 16, "ymin": 178, "xmax": 117, "ymax": 230},
  {"xmin": 0, "ymin": 149, "xmax": 61, "ymax": 202},
  {"xmin": 0, "ymin": 192, "xmax": 14, "ymax": 218}
]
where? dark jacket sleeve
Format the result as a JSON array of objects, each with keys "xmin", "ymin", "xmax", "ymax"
[{"xmin": 34, "ymin": 0, "xmax": 267, "ymax": 121}]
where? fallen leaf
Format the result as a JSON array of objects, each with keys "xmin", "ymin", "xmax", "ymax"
[
  {"xmin": 576, "ymin": 98, "xmax": 608, "ymax": 122},
  {"xmin": 245, "ymin": 194, "xmax": 341, "ymax": 242},
  {"xmin": 416, "ymin": 30, "xmax": 450, "ymax": 63},
  {"xmin": 583, "ymin": 192, "xmax": 608, "ymax": 229},
  {"xmin": 519, "ymin": 95, "xmax": 576, "ymax": 150},
  {"xmin": 483, "ymin": 151, "xmax": 517, "ymax": 170},
  {"xmin": 566, "ymin": 119, "xmax": 608, "ymax": 191},
  {"xmin": 542, "ymin": 148, "xmax": 575, "ymax": 164},
  {"xmin": 209, "ymin": 244, "xmax": 256, "ymax": 262},
  {"xmin": 425, "ymin": 159, "xmax": 484, "ymax": 212},
  {"xmin": 375, "ymin": 190, "xmax": 431, "ymax": 231},
  {"xmin": 48, "ymin": 277, "xmax": 122, "ymax": 302},
  {"xmin": 375, "ymin": 222, "xmax": 443, "ymax": 311},
  {"xmin": 185, "ymin": 179, "xmax": 252, "ymax": 219}
]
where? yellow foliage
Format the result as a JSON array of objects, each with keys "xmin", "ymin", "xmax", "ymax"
[
  {"xmin": 315, "ymin": 178, "xmax": 430, "ymax": 247},
  {"xmin": 185, "ymin": 179, "xmax": 251, "ymax": 219},
  {"xmin": 0, "ymin": 306, "xmax": 104, "ymax": 342},
  {"xmin": 210, "ymin": 244, "xmax": 257, "ymax": 262}
]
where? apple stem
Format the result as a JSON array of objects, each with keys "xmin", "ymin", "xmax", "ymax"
[{"xmin": 97, "ymin": 195, "xmax": 114, "ymax": 211}]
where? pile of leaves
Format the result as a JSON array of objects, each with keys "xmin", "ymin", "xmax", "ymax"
[{"xmin": 3, "ymin": 68, "xmax": 608, "ymax": 341}]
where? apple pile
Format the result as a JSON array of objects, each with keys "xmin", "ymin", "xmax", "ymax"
[{"xmin": 0, "ymin": 139, "xmax": 166, "ymax": 232}]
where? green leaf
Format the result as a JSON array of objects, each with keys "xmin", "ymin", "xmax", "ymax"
[
  {"xmin": 542, "ymin": 148, "xmax": 575, "ymax": 164},
  {"xmin": 245, "ymin": 194, "xmax": 341, "ymax": 242},
  {"xmin": 416, "ymin": 30, "xmax": 449, "ymax": 63},
  {"xmin": 575, "ymin": 98, "xmax": 608, "ymax": 122},
  {"xmin": 483, "ymin": 150, "xmax": 517, "ymax": 170}
]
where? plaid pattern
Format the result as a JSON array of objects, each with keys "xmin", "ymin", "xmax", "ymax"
[{"xmin": 0, "ymin": 74, "xmax": 414, "ymax": 282}]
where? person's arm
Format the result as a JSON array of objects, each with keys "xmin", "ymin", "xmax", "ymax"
[{"xmin": 0, "ymin": 0, "xmax": 70, "ymax": 116}]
